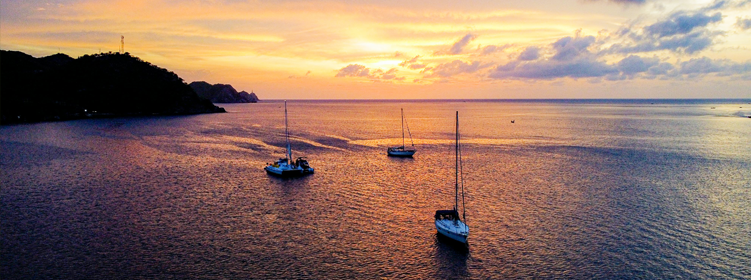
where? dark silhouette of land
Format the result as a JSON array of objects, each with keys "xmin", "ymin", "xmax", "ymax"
[
  {"xmin": 1, "ymin": 50, "xmax": 225, "ymax": 125},
  {"xmin": 189, "ymin": 81, "xmax": 259, "ymax": 103}
]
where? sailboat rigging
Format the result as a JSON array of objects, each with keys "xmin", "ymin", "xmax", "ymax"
[
  {"xmin": 434, "ymin": 111, "xmax": 469, "ymax": 244},
  {"xmin": 264, "ymin": 101, "xmax": 314, "ymax": 177},
  {"xmin": 387, "ymin": 108, "xmax": 416, "ymax": 157}
]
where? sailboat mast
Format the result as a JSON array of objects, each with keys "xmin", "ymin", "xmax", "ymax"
[
  {"xmin": 401, "ymin": 108, "xmax": 405, "ymax": 148},
  {"xmin": 460, "ymin": 121, "xmax": 466, "ymax": 222},
  {"xmin": 455, "ymin": 111, "xmax": 459, "ymax": 213},
  {"xmin": 285, "ymin": 101, "xmax": 291, "ymax": 161}
]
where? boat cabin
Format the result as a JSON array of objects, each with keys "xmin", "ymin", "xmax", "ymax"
[
  {"xmin": 295, "ymin": 157, "xmax": 310, "ymax": 168},
  {"xmin": 434, "ymin": 209, "xmax": 460, "ymax": 221}
]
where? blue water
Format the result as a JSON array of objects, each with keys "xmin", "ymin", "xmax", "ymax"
[{"xmin": 2, "ymin": 100, "xmax": 750, "ymax": 279}]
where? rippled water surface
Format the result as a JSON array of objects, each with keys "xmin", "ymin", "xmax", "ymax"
[{"xmin": 2, "ymin": 100, "xmax": 751, "ymax": 279}]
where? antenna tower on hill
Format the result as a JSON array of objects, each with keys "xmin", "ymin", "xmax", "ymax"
[{"xmin": 120, "ymin": 35, "xmax": 124, "ymax": 53}]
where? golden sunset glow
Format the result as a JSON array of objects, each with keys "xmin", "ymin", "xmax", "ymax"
[{"xmin": 3, "ymin": 0, "xmax": 751, "ymax": 99}]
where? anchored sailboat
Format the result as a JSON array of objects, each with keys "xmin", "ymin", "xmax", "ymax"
[
  {"xmin": 434, "ymin": 111, "xmax": 469, "ymax": 244},
  {"xmin": 264, "ymin": 101, "xmax": 314, "ymax": 177},
  {"xmin": 387, "ymin": 108, "xmax": 416, "ymax": 157}
]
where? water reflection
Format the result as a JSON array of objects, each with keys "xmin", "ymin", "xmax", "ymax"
[
  {"xmin": 386, "ymin": 154, "xmax": 416, "ymax": 162},
  {"xmin": 432, "ymin": 233, "xmax": 470, "ymax": 279},
  {"xmin": 265, "ymin": 173, "xmax": 314, "ymax": 184},
  {"xmin": 265, "ymin": 172, "xmax": 314, "ymax": 197}
]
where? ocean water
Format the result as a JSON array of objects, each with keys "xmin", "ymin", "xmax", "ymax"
[{"xmin": 2, "ymin": 100, "xmax": 750, "ymax": 279}]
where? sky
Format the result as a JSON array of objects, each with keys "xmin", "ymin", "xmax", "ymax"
[{"xmin": 2, "ymin": 0, "xmax": 751, "ymax": 99}]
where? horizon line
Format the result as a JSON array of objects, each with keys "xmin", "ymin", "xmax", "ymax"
[{"xmin": 257, "ymin": 98, "xmax": 751, "ymax": 102}]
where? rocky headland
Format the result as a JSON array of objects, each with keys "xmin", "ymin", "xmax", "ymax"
[{"xmin": 189, "ymin": 81, "xmax": 259, "ymax": 103}]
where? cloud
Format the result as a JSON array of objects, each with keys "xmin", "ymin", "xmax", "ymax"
[
  {"xmin": 370, "ymin": 68, "xmax": 401, "ymax": 80},
  {"xmin": 647, "ymin": 62, "xmax": 675, "ymax": 76},
  {"xmin": 336, "ymin": 64, "xmax": 404, "ymax": 80},
  {"xmin": 701, "ymin": 0, "xmax": 732, "ymax": 11},
  {"xmin": 483, "ymin": 2, "xmax": 751, "ymax": 83},
  {"xmin": 736, "ymin": 17, "xmax": 751, "ymax": 30},
  {"xmin": 679, "ymin": 57, "xmax": 726, "ymax": 74},
  {"xmin": 488, "ymin": 49, "xmax": 751, "ymax": 81},
  {"xmin": 438, "ymin": 34, "xmax": 477, "ymax": 55},
  {"xmin": 617, "ymin": 55, "xmax": 659, "ymax": 75},
  {"xmin": 670, "ymin": 57, "xmax": 751, "ymax": 78},
  {"xmin": 728, "ymin": 61, "xmax": 751, "ymax": 74},
  {"xmin": 429, "ymin": 60, "xmax": 487, "ymax": 77},
  {"xmin": 644, "ymin": 12, "xmax": 722, "ymax": 37},
  {"xmin": 605, "ymin": 73, "xmax": 627, "ymax": 81},
  {"xmin": 606, "ymin": 4, "xmax": 728, "ymax": 55},
  {"xmin": 480, "ymin": 44, "xmax": 512, "ymax": 56},
  {"xmin": 408, "ymin": 64, "xmax": 427, "ymax": 70},
  {"xmin": 518, "ymin": 46, "xmax": 540, "ymax": 61},
  {"xmin": 423, "ymin": 1, "xmax": 749, "ymax": 84},
  {"xmin": 489, "ymin": 58, "xmax": 617, "ymax": 79},
  {"xmin": 607, "ymin": 31, "xmax": 718, "ymax": 54},
  {"xmin": 657, "ymin": 31, "xmax": 718, "ymax": 54},
  {"xmin": 336, "ymin": 64, "xmax": 370, "ymax": 77},
  {"xmin": 399, "ymin": 55, "xmax": 426, "ymax": 69},
  {"xmin": 551, "ymin": 33, "xmax": 596, "ymax": 61},
  {"xmin": 399, "ymin": 55, "xmax": 420, "ymax": 66}
]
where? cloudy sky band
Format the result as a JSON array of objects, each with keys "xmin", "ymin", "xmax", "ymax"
[{"xmin": 2, "ymin": 0, "xmax": 749, "ymax": 98}]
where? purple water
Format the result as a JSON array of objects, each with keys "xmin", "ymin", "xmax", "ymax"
[{"xmin": 2, "ymin": 100, "xmax": 750, "ymax": 279}]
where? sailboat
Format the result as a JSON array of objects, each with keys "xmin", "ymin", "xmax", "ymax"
[
  {"xmin": 387, "ymin": 108, "xmax": 416, "ymax": 157},
  {"xmin": 434, "ymin": 111, "xmax": 469, "ymax": 244},
  {"xmin": 264, "ymin": 101, "xmax": 314, "ymax": 177}
]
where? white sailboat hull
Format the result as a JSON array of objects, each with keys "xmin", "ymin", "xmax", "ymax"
[
  {"xmin": 264, "ymin": 161, "xmax": 313, "ymax": 177},
  {"xmin": 264, "ymin": 165, "xmax": 302, "ymax": 176},
  {"xmin": 435, "ymin": 219, "xmax": 469, "ymax": 244}
]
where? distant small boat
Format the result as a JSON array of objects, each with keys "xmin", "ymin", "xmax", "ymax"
[
  {"xmin": 264, "ymin": 101, "xmax": 314, "ymax": 177},
  {"xmin": 387, "ymin": 108, "xmax": 416, "ymax": 157},
  {"xmin": 435, "ymin": 111, "xmax": 469, "ymax": 244}
]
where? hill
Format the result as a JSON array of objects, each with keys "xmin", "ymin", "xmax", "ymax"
[
  {"xmin": 189, "ymin": 81, "xmax": 259, "ymax": 103},
  {"xmin": 1, "ymin": 50, "xmax": 225, "ymax": 124}
]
